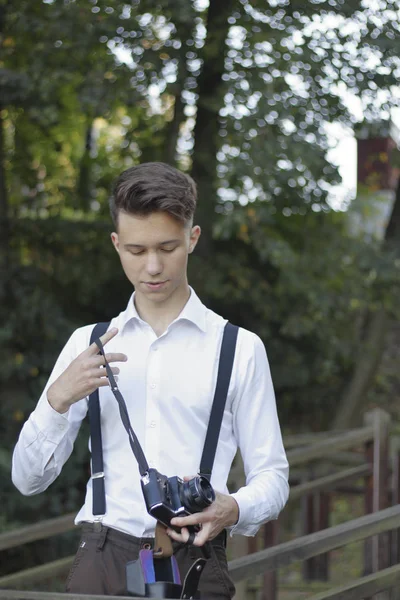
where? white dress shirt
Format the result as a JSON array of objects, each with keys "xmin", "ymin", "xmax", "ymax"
[{"xmin": 12, "ymin": 288, "xmax": 289, "ymax": 537}]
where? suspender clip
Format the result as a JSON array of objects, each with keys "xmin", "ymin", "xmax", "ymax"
[{"xmin": 93, "ymin": 515, "xmax": 103, "ymax": 532}]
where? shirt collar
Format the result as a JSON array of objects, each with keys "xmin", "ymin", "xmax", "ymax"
[
  {"xmin": 176, "ymin": 287, "xmax": 207, "ymax": 332},
  {"xmin": 118, "ymin": 287, "xmax": 207, "ymax": 333}
]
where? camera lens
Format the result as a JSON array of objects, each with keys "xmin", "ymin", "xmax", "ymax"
[{"xmin": 181, "ymin": 476, "xmax": 215, "ymax": 513}]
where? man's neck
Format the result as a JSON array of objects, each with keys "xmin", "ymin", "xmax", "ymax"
[{"xmin": 134, "ymin": 284, "xmax": 191, "ymax": 337}]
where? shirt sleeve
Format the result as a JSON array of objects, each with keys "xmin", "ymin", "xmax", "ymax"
[
  {"xmin": 229, "ymin": 331, "xmax": 289, "ymax": 536},
  {"xmin": 11, "ymin": 327, "xmax": 90, "ymax": 496}
]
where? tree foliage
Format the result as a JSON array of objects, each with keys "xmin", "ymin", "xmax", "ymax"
[{"xmin": 0, "ymin": 0, "xmax": 399, "ymax": 577}]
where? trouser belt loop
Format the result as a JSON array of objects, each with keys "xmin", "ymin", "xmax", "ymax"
[{"xmin": 96, "ymin": 524, "xmax": 108, "ymax": 551}]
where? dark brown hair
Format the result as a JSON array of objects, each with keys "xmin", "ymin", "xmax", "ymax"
[{"xmin": 110, "ymin": 162, "xmax": 197, "ymax": 228}]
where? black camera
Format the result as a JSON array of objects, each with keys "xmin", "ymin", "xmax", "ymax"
[{"xmin": 141, "ymin": 468, "xmax": 215, "ymax": 531}]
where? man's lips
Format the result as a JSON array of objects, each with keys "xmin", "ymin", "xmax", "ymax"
[{"xmin": 143, "ymin": 281, "xmax": 168, "ymax": 289}]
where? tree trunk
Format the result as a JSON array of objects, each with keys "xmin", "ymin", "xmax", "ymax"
[
  {"xmin": 0, "ymin": 107, "xmax": 10, "ymax": 268},
  {"xmin": 333, "ymin": 309, "xmax": 389, "ymax": 430},
  {"xmin": 76, "ymin": 120, "xmax": 94, "ymax": 211},
  {"xmin": 385, "ymin": 177, "xmax": 400, "ymax": 242},
  {"xmin": 162, "ymin": 85, "xmax": 185, "ymax": 166},
  {"xmin": 0, "ymin": 2, "xmax": 10, "ymax": 266},
  {"xmin": 333, "ymin": 180, "xmax": 400, "ymax": 430},
  {"xmin": 162, "ymin": 12, "xmax": 193, "ymax": 166},
  {"xmin": 190, "ymin": 0, "xmax": 234, "ymax": 256}
]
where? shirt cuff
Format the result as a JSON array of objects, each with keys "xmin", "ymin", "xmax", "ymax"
[
  {"xmin": 228, "ymin": 488, "xmax": 271, "ymax": 537},
  {"xmin": 31, "ymin": 397, "xmax": 70, "ymax": 444}
]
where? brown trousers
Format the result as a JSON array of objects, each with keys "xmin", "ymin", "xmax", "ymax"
[{"xmin": 65, "ymin": 523, "xmax": 235, "ymax": 599}]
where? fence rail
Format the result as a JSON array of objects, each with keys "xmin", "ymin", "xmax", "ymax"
[
  {"xmin": 289, "ymin": 463, "xmax": 371, "ymax": 501},
  {"xmin": 0, "ymin": 514, "xmax": 76, "ymax": 552},
  {"xmin": 228, "ymin": 503, "xmax": 400, "ymax": 582},
  {"xmin": 0, "ymin": 557, "xmax": 74, "ymax": 590},
  {"xmin": 286, "ymin": 426, "xmax": 374, "ymax": 466},
  {"xmin": 307, "ymin": 563, "xmax": 400, "ymax": 600},
  {"xmin": 0, "ymin": 592, "xmax": 135, "ymax": 600}
]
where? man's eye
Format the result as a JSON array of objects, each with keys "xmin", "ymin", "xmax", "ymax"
[
  {"xmin": 161, "ymin": 247, "xmax": 176, "ymax": 253},
  {"xmin": 130, "ymin": 250, "xmax": 144, "ymax": 255}
]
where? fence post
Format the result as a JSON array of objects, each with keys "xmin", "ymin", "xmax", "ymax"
[
  {"xmin": 261, "ymin": 520, "xmax": 279, "ymax": 600},
  {"xmin": 244, "ymin": 534, "xmax": 259, "ymax": 600},
  {"xmin": 314, "ymin": 491, "xmax": 330, "ymax": 580},
  {"xmin": 302, "ymin": 479, "xmax": 316, "ymax": 582},
  {"xmin": 230, "ymin": 534, "xmax": 251, "ymax": 600},
  {"xmin": 302, "ymin": 464, "xmax": 330, "ymax": 582},
  {"xmin": 390, "ymin": 436, "xmax": 400, "ymax": 564},
  {"xmin": 389, "ymin": 435, "xmax": 400, "ymax": 600},
  {"xmin": 302, "ymin": 491, "xmax": 331, "ymax": 581},
  {"xmin": 363, "ymin": 409, "xmax": 391, "ymax": 598},
  {"xmin": 227, "ymin": 453, "xmax": 250, "ymax": 600}
]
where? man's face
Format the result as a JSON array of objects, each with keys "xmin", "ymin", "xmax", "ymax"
[{"xmin": 111, "ymin": 210, "xmax": 201, "ymax": 304}]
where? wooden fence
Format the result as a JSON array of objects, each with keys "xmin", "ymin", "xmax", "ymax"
[{"xmin": 1, "ymin": 408, "xmax": 400, "ymax": 599}]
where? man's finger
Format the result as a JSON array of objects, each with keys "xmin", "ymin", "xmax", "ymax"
[
  {"xmin": 90, "ymin": 366, "xmax": 120, "ymax": 379},
  {"xmin": 94, "ymin": 353, "xmax": 128, "ymax": 365},
  {"xmin": 170, "ymin": 512, "xmax": 210, "ymax": 528},
  {"xmin": 192, "ymin": 526, "xmax": 210, "ymax": 547},
  {"xmin": 87, "ymin": 327, "xmax": 119, "ymax": 355},
  {"xmin": 167, "ymin": 526, "xmax": 188, "ymax": 543},
  {"xmin": 167, "ymin": 525, "xmax": 209, "ymax": 547},
  {"xmin": 171, "ymin": 527, "xmax": 196, "ymax": 546}
]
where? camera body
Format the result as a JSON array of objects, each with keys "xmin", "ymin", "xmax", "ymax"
[{"xmin": 141, "ymin": 468, "xmax": 215, "ymax": 531}]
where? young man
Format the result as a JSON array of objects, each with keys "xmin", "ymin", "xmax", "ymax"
[{"xmin": 12, "ymin": 162, "xmax": 289, "ymax": 599}]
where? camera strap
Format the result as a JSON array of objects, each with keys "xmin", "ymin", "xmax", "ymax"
[{"xmin": 88, "ymin": 320, "xmax": 238, "ymax": 517}]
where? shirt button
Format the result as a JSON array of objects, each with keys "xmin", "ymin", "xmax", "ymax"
[
  {"xmin": 58, "ymin": 424, "xmax": 65, "ymax": 430},
  {"xmin": 152, "ymin": 347, "xmax": 158, "ymax": 352},
  {"xmin": 150, "ymin": 383, "xmax": 156, "ymax": 389},
  {"xmin": 150, "ymin": 421, "xmax": 156, "ymax": 428}
]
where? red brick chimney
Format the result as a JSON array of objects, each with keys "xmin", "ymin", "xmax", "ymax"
[{"xmin": 357, "ymin": 124, "xmax": 400, "ymax": 192}]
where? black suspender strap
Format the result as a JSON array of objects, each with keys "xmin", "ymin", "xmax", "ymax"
[
  {"xmin": 199, "ymin": 322, "xmax": 239, "ymax": 478},
  {"xmin": 88, "ymin": 321, "xmax": 110, "ymax": 516}
]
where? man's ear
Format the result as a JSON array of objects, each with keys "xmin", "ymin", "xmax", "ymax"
[
  {"xmin": 189, "ymin": 225, "xmax": 201, "ymax": 253},
  {"xmin": 111, "ymin": 232, "xmax": 120, "ymax": 254}
]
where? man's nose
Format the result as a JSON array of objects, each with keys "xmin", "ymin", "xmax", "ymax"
[{"xmin": 146, "ymin": 252, "xmax": 162, "ymax": 276}]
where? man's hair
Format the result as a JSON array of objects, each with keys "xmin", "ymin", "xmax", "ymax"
[{"xmin": 110, "ymin": 162, "xmax": 197, "ymax": 228}]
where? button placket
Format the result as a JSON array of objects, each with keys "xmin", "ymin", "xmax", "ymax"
[{"xmin": 145, "ymin": 345, "xmax": 161, "ymax": 465}]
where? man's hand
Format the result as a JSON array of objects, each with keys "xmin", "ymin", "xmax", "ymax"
[
  {"xmin": 167, "ymin": 489, "xmax": 239, "ymax": 547},
  {"xmin": 47, "ymin": 328, "xmax": 127, "ymax": 414}
]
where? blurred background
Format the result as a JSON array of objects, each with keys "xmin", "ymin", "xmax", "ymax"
[{"xmin": 0, "ymin": 0, "xmax": 399, "ymax": 596}]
